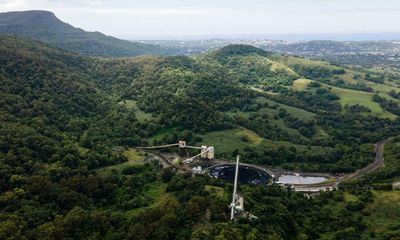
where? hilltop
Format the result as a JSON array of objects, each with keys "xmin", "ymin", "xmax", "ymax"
[{"xmin": 0, "ymin": 10, "xmax": 174, "ymax": 57}]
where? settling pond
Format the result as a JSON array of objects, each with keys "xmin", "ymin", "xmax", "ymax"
[
  {"xmin": 276, "ymin": 174, "xmax": 327, "ymax": 185},
  {"xmin": 207, "ymin": 164, "xmax": 329, "ymax": 185},
  {"xmin": 207, "ymin": 164, "xmax": 271, "ymax": 185}
]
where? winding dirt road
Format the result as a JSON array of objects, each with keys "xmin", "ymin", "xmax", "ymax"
[
  {"xmin": 340, "ymin": 139, "xmax": 388, "ymax": 182},
  {"xmin": 291, "ymin": 139, "xmax": 390, "ymax": 192}
]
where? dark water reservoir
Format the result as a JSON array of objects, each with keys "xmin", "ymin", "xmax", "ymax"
[{"xmin": 208, "ymin": 164, "xmax": 271, "ymax": 185}]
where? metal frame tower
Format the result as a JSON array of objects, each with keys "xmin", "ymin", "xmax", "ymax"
[{"xmin": 230, "ymin": 155, "xmax": 240, "ymax": 221}]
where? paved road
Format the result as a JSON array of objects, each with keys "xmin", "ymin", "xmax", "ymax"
[
  {"xmin": 293, "ymin": 139, "xmax": 390, "ymax": 192},
  {"xmin": 340, "ymin": 139, "xmax": 388, "ymax": 182}
]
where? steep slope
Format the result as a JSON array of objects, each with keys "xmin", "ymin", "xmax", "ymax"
[
  {"xmin": 196, "ymin": 45, "xmax": 298, "ymax": 87},
  {"xmin": 279, "ymin": 55, "xmax": 400, "ymax": 119},
  {"xmin": 86, "ymin": 44, "xmax": 400, "ymax": 172},
  {"xmin": 1, "ymin": 37, "xmax": 399, "ymax": 173},
  {"xmin": 0, "ymin": 10, "xmax": 171, "ymax": 57},
  {"xmin": 1, "ymin": 36, "xmax": 400, "ymax": 240},
  {"xmin": 0, "ymin": 35, "xmax": 150, "ymax": 170}
]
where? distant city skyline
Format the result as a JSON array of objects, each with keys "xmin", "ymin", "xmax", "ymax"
[{"xmin": 1, "ymin": 0, "xmax": 400, "ymax": 40}]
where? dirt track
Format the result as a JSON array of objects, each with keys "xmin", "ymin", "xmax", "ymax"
[
  {"xmin": 340, "ymin": 139, "xmax": 388, "ymax": 182},
  {"xmin": 292, "ymin": 139, "xmax": 390, "ymax": 192}
]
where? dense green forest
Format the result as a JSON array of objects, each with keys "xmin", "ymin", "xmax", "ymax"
[{"xmin": 1, "ymin": 35, "xmax": 400, "ymax": 239}]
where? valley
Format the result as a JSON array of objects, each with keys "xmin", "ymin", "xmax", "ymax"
[{"xmin": 0, "ymin": 9, "xmax": 400, "ymax": 240}]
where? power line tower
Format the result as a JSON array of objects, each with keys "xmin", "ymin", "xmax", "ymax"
[{"xmin": 230, "ymin": 155, "xmax": 242, "ymax": 221}]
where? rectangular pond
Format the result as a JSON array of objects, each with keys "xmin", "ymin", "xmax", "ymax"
[{"xmin": 276, "ymin": 174, "xmax": 327, "ymax": 185}]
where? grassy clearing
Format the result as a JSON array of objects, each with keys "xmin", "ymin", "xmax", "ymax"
[
  {"xmin": 292, "ymin": 79, "xmax": 397, "ymax": 119},
  {"xmin": 266, "ymin": 58, "xmax": 297, "ymax": 74},
  {"xmin": 331, "ymin": 70, "xmax": 400, "ymax": 104},
  {"xmin": 363, "ymin": 190, "xmax": 400, "ymax": 237},
  {"xmin": 344, "ymin": 192, "xmax": 359, "ymax": 202},
  {"xmin": 119, "ymin": 100, "xmax": 153, "ymax": 122},
  {"xmin": 333, "ymin": 70, "xmax": 364, "ymax": 84},
  {"xmin": 147, "ymin": 127, "xmax": 176, "ymax": 144},
  {"xmin": 270, "ymin": 117, "xmax": 306, "ymax": 139},
  {"xmin": 226, "ymin": 103, "xmax": 312, "ymax": 141},
  {"xmin": 250, "ymin": 86, "xmax": 280, "ymax": 96},
  {"xmin": 201, "ymin": 128, "xmax": 263, "ymax": 154},
  {"xmin": 277, "ymin": 55, "xmax": 335, "ymax": 68},
  {"xmin": 145, "ymin": 182, "xmax": 168, "ymax": 201},
  {"xmin": 200, "ymin": 128, "xmax": 329, "ymax": 158},
  {"xmin": 322, "ymin": 190, "xmax": 400, "ymax": 239},
  {"xmin": 275, "ymin": 56, "xmax": 399, "ymax": 116},
  {"xmin": 365, "ymin": 81, "xmax": 400, "ymax": 103},
  {"xmin": 254, "ymin": 96, "xmax": 317, "ymax": 139},
  {"xmin": 256, "ymin": 95, "xmax": 316, "ymax": 121},
  {"xmin": 123, "ymin": 182, "xmax": 169, "ymax": 218},
  {"xmin": 123, "ymin": 148, "xmax": 145, "ymax": 162},
  {"xmin": 328, "ymin": 84, "xmax": 396, "ymax": 119},
  {"xmin": 292, "ymin": 78, "xmax": 312, "ymax": 91},
  {"xmin": 96, "ymin": 148, "xmax": 146, "ymax": 177},
  {"xmin": 204, "ymin": 185, "xmax": 225, "ymax": 198}
]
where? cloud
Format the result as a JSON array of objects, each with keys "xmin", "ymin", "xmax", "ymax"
[
  {"xmin": 85, "ymin": 0, "xmax": 102, "ymax": 6},
  {"xmin": 53, "ymin": 7, "xmax": 214, "ymax": 16},
  {"xmin": 0, "ymin": 0, "xmax": 30, "ymax": 11}
]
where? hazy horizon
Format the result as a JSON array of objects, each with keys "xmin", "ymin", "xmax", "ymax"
[
  {"xmin": 133, "ymin": 33, "xmax": 400, "ymax": 41},
  {"xmin": 1, "ymin": 0, "xmax": 400, "ymax": 40}
]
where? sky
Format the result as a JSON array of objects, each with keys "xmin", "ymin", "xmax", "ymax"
[{"xmin": 1, "ymin": 0, "xmax": 400, "ymax": 39}]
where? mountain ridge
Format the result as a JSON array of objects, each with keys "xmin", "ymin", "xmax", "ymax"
[{"xmin": 0, "ymin": 10, "xmax": 174, "ymax": 57}]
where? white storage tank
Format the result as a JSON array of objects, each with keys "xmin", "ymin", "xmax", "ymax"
[{"xmin": 207, "ymin": 146, "xmax": 214, "ymax": 159}]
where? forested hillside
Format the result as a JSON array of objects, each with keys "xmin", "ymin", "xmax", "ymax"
[
  {"xmin": 0, "ymin": 10, "xmax": 175, "ymax": 57},
  {"xmin": 1, "ymin": 36, "xmax": 400, "ymax": 239}
]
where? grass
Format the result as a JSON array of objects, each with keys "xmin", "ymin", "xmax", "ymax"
[
  {"xmin": 123, "ymin": 182, "xmax": 169, "ymax": 218},
  {"xmin": 251, "ymin": 86, "xmax": 280, "ymax": 95},
  {"xmin": 95, "ymin": 148, "xmax": 146, "ymax": 177},
  {"xmin": 119, "ymin": 100, "xmax": 153, "ymax": 122},
  {"xmin": 147, "ymin": 127, "xmax": 176, "ymax": 144},
  {"xmin": 323, "ymin": 190, "xmax": 400, "ymax": 239},
  {"xmin": 344, "ymin": 192, "xmax": 359, "ymax": 202},
  {"xmin": 292, "ymin": 78, "xmax": 311, "ymax": 91},
  {"xmin": 328, "ymin": 84, "xmax": 396, "ymax": 119},
  {"xmin": 204, "ymin": 185, "xmax": 225, "ymax": 198},
  {"xmin": 253, "ymin": 95, "xmax": 315, "ymax": 121},
  {"xmin": 277, "ymin": 55, "xmax": 335, "ymax": 68},
  {"xmin": 263, "ymin": 98, "xmax": 316, "ymax": 121},
  {"xmin": 228, "ymin": 95, "xmax": 316, "ymax": 141},
  {"xmin": 201, "ymin": 128, "xmax": 262, "ymax": 154},
  {"xmin": 145, "ymin": 182, "xmax": 168, "ymax": 201},
  {"xmin": 334, "ymin": 70, "xmax": 361, "ymax": 84},
  {"xmin": 362, "ymin": 190, "xmax": 400, "ymax": 238},
  {"xmin": 266, "ymin": 58, "xmax": 297, "ymax": 74},
  {"xmin": 322, "ymin": 68, "xmax": 400, "ymax": 105},
  {"xmin": 277, "ymin": 56, "xmax": 398, "ymax": 119},
  {"xmin": 200, "ymin": 128, "xmax": 330, "ymax": 159},
  {"xmin": 365, "ymin": 81, "xmax": 400, "ymax": 103},
  {"xmin": 292, "ymin": 79, "xmax": 397, "ymax": 119}
]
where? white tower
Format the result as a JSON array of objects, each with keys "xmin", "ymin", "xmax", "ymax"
[
  {"xmin": 207, "ymin": 146, "xmax": 214, "ymax": 159},
  {"xmin": 201, "ymin": 145, "xmax": 208, "ymax": 158},
  {"xmin": 230, "ymin": 155, "xmax": 240, "ymax": 221}
]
